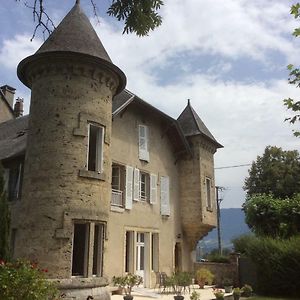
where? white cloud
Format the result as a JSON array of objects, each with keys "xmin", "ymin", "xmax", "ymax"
[{"xmin": 0, "ymin": 35, "xmax": 41, "ymax": 70}]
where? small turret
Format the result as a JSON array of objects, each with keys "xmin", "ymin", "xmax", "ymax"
[{"xmin": 177, "ymin": 100, "xmax": 222, "ymax": 249}]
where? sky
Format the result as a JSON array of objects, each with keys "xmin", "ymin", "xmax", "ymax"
[{"xmin": 1, "ymin": 0, "xmax": 300, "ymax": 208}]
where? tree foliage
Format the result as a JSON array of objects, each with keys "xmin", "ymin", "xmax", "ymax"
[
  {"xmin": 0, "ymin": 166, "xmax": 10, "ymax": 261},
  {"xmin": 243, "ymin": 194, "xmax": 300, "ymax": 238},
  {"xmin": 284, "ymin": 3, "xmax": 300, "ymax": 136},
  {"xmin": 244, "ymin": 146, "xmax": 300, "ymax": 199},
  {"xmin": 16, "ymin": 0, "xmax": 164, "ymax": 40}
]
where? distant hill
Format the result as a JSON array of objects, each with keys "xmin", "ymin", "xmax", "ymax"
[{"xmin": 198, "ymin": 208, "xmax": 251, "ymax": 254}]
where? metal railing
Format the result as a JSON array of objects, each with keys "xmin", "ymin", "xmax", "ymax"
[{"xmin": 111, "ymin": 189, "xmax": 123, "ymax": 207}]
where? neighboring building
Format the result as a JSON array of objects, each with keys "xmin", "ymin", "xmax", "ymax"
[{"xmin": 0, "ymin": 1, "xmax": 222, "ymax": 298}]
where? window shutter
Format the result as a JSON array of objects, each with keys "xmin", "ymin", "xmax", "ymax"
[
  {"xmin": 125, "ymin": 166, "xmax": 133, "ymax": 209},
  {"xmin": 150, "ymin": 174, "xmax": 157, "ymax": 204},
  {"xmin": 160, "ymin": 176, "xmax": 170, "ymax": 216},
  {"xmin": 3, "ymin": 168, "xmax": 9, "ymax": 192},
  {"xmin": 138, "ymin": 125, "xmax": 149, "ymax": 162},
  {"xmin": 133, "ymin": 168, "xmax": 140, "ymax": 201}
]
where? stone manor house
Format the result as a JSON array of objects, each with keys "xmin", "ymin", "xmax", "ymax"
[{"xmin": 0, "ymin": 1, "xmax": 222, "ymax": 297}]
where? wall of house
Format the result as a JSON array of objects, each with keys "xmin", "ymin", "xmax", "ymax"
[
  {"xmin": 0, "ymin": 99, "xmax": 13, "ymax": 123},
  {"xmin": 105, "ymin": 105, "xmax": 189, "ymax": 287}
]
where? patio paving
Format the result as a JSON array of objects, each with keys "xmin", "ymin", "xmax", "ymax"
[{"xmin": 111, "ymin": 286, "xmax": 224, "ymax": 300}]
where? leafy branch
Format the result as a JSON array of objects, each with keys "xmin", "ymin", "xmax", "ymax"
[{"xmin": 15, "ymin": 0, "xmax": 164, "ymax": 40}]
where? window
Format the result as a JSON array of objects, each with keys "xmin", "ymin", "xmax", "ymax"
[
  {"xmin": 88, "ymin": 124, "xmax": 104, "ymax": 172},
  {"xmin": 138, "ymin": 125, "xmax": 149, "ymax": 162},
  {"xmin": 7, "ymin": 162, "xmax": 24, "ymax": 202},
  {"xmin": 111, "ymin": 164, "xmax": 125, "ymax": 207},
  {"xmin": 72, "ymin": 223, "xmax": 89, "ymax": 277},
  {"xmin": 139, "ymin": 172, "xmax": 150, "ymax": 201},
  {"xmin": 93, "ymin": 224, "xmax": 104, "ymax": 276},
  {"xmin": 72, "ymin": 223, "xmax": 105, "ymax": 277},
  {"xmin": 206, "ymin": 177, "xmax": 212, "ymax": 210}
]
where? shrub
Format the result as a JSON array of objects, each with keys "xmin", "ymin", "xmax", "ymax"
[
  {"xmin": 232, "ymin": 234, "xmax": 256, "ymax": 255},
  {"xmin": 195, "ymin": 268, "xmax": 214, "ymax": 288},
  {"xmin": 207, "ymin": 253, "xmax": 230, "ymax": 263},
  {"xmin": 0, "ymin": 260, "xmax": 59, "ymax": 300},
  {"xmin": 245, "ymin": 237, "xmax": 300, "ymax": 296},
  {"xmin": 241, "ymin": 284, "xmax": 253, "ymax": 297}
]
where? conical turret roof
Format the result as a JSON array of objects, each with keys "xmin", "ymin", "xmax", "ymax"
[
  {"xmin": 17, "ymin": 1, "xmax": 126, "ymax": 93},
  {"xmin": 177, "ymin": 100, "xmax": 223, "ymax": 148}
]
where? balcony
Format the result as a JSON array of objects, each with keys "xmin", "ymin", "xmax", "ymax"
[{"xmin": 111, "ymin": 189, "xmax": 123, "ymax": 207}]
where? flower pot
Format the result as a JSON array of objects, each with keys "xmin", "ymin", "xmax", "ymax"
[
  {"xmin": 233, "ymin": 294, "xmax": 240, "ymax": 300},
  {"xmin": 224, "ymin": 285, "xmax": 233, "ymax": 293},
  {"xmin": 174, "ymin": 295, "xmax": 184, "ymax": 300},
  {"xmin": 124, "ymin": 295, "xmax": 133, "ymax": 300}
]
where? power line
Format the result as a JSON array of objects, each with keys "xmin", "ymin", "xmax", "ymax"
[{"xmin": 215, "ymin": 163, "xmax": 251, "ymax": 170}]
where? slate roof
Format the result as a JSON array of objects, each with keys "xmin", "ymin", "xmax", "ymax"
[
  {"xmin": 177, "ymin": 100, "xmax": 223, "ymax": 148},
  {"xmin": 0, "ymin": 116, "xmax": 28, "ymax": 161},
  {"xmin": 17, "ymin": 1, "xmax": 126, "ymax": 93}
]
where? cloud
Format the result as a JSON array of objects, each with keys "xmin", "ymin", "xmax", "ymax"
[{"xmin": 0, "ymin": 35, "xmax": 41, "ymax": 70}]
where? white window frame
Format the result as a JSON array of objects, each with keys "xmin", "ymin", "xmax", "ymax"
[
  {"xmin": 139, "ymin": 172, "xmax": 149, "ymax": 201},
  {"xmin": 87, "ymin": 123, "xmax": 104, "ymax": 173}
]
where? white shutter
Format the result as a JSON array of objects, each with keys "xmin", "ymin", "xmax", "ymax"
[
  {"xmin": 138, "ymin": 125, "xmax": 149, "ymax": 162},
  {"xmin": 125, "ymin": 166, "xmax": 133, "ymax": 209},
  {"xmin": 160, "ymin": 176, "xmax": 170, "ymax": 216},
  {"xmin": 3, "ymin": 168, "xmax": 9, "ymax": 193},
  {"xmin": 133, "ymin": 168, "xmax": 140, "ymax": 201},
  {"xmin": 150, "ymin": 173, "xmax": 157, "ymax": 204}
]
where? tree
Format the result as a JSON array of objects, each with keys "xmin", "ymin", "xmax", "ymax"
[
  {"xmin": 284, "ymin": 3, "xmax": 300, "ymax": 136},
  {"xmin": 0, "ymin": 165, "xmax": 10, "ymax": 261},
  {"xmin": 244, "ymin": 146, "xmax": 300, "ymax": 199},
  {"xmin": 243, "ymin": 194, "xmax": 300, "ymax": 238},
  {"xmin": 16, "ymin": 0, "xmax": 164, "ymax": 40}
]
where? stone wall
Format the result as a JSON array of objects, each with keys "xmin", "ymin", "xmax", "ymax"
[{"xmin": 194, "ymin": 254, "xmax": 239, "ymax": 287}]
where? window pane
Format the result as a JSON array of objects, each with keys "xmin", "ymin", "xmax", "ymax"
[
  {"xmin": 93, "ymin": 224, "xmax": 103, "ymax": 276},
  {"xmin": 88, "ymin": 125, "xmax": 103, "ymax": 172},
  {"xmin": 72, "ymin": 224, "xmax": 89, "ymax": 276},
  {"xmin": 206, "ymin": 178, "xmax": 211, "ymax": 208}
]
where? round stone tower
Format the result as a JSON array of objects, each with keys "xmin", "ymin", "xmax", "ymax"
[{"xmin": 15, "ymin": 1, "xmax": 126, "ymax": 283}]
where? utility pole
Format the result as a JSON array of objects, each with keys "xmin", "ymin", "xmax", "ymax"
[{"xmin": 216, "ymin": 186, "xmax": 225, "ymax": 255}]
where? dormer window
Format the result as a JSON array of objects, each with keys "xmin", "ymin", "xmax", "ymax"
[
  {"xmin": 138, "ymin": 125, "xmax": 149, "ymax": 162},
  {"xmin": 88, "ymin": 124, "xmax": 104, "ymax": 173}
]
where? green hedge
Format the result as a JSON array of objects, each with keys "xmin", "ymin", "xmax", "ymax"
[{"xmin": 234, "ymin": 236, "xmax": 300, "ymax": 296}]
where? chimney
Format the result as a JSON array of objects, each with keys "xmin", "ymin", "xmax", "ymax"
[
  {"xmin": 1, "ymin": 85, "xmax": 16, "ymax": 108},
  {"xmin": 14, "ymin": 98, "xmax": 24, "ymax": 118}
]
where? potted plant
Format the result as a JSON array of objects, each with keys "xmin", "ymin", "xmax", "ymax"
[
  {"xmin": 223, "ymin": 278, "xmax": 233, "ymax": 293},
  {"xmin": 170, "ymin": 272, "xmax": 192, "ymax": 300},
  {"xmin": 214, "ymin": 289, "xmax": 224, "ymax": 300},
  {"xmin": 233, "ymin": 287, "xmax": 241, "ymax": 300},
  {"xmin": 241, "ymin": 284, "xmax": 253, "ymax": 297},
  {"xmin": 112, "ymin": 274, "xmax": 142, "ymax": 300},
  {"xmin": 195, "ymin": 268, "xmax": 214, "ymax": 289}
]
